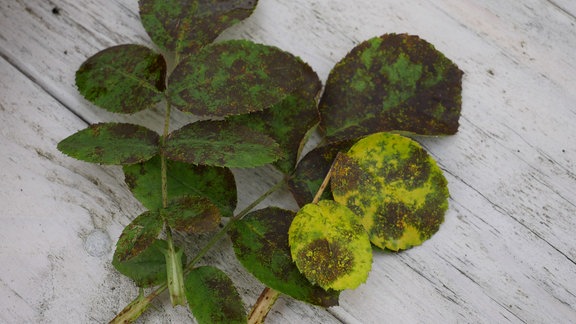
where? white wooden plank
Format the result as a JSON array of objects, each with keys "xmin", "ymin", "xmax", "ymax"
[
  {"xmin": 0, "ymin": 0, "xmax": 175, "ymax": 132},
  {"xmin": 431, "ymin": 0, "xmax": 576, "ymax": 89},
  {"xmin": 0, "ymin": 57, "xmax": 142, "ymax": 323},
  {"xmin": 1, "ymin": 0, "xmax": 576, "ymax": 323},
  {"xmin": 547, "ymin": 0, "xmax": 576, "ymax": 18}
]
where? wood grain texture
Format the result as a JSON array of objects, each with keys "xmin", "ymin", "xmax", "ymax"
[{"xmin": 1, "ymin": 0, "xmax": 575, "ymax": 323}]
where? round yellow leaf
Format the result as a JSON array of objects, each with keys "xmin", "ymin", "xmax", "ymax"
[
  {"xmin": 331, "ymin": 132, "xmax": 449, "ymax": 251},
  {"xmin": 288, "ymin": 200, "xmax": 372, "ymax": 291}
]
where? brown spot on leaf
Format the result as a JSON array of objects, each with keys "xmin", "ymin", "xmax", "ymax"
[
  {"xmin": 166, "ymin": 196, "xmax": 221, "ymax": 234},
  {"xmin": 319, "ymin": 33, "xmax": 463, "ymax": 142},
  {"xmin": 297, "ymin": 238, "xmax": 354, "ymax": 287}
]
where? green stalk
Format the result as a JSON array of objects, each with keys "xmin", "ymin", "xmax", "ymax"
[
  {"xmin": 160, "ymin": 99, "xmax": 186, "ymax": 306},
  {"xmin": 164, "ymin": 227, "xmax": 187, "ymax": 306},
  {"xmin": 185, "ymin": 178, "xmax": 285, "ymax": 269},
  {"xmin": 161, "ymin": 99, "xmax": 172, "ymax": 209},
  {"xmin": 109, "ymin": 287, "xmax": 163, "ymax": 324}
]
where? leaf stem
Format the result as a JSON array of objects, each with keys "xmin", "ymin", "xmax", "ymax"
[
  {"xmin": 160, "ymin": 99, "xmax": 186, "ymax": 306},
  {"xmin": 186, "ymin": 178, "xmax": 286, "ymax": 269},
  {"xmin": 161, "ymin": 99, "xmax": 172, "ymax": 208},
  {"xmin": 109, "ymin": 285, "xmax": 165, "ymax": 324},
  {"xmin": 164, "ymin": 227, "xmax": 187, "ymax": 306},
  {"xmin": 247, "ymin": 287, "xmax": 280, "ymax": 324},
  {"xmin": 247, "ymin": 162, "xmax": 336, "ymax": 322},
  {"xmin": 312, "ymin": 160, "xmax": 335, "ymax": 204},
  {"xmin": 111, "ymin": 178, "xmax": 287, "ymax": 323}
]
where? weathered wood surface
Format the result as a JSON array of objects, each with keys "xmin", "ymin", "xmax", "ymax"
[{"xmin": 1, "ymin": 0, "xmax": 575, "ymax": 323}]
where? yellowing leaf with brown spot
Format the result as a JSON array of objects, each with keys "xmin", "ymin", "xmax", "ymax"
[
  {"xmin": 288, "ymin": 200, "xmax": 372, "ymax": 291},
  {"xmin": 331, "ymin": 132, "xmax": 449, "ymax": 251}
]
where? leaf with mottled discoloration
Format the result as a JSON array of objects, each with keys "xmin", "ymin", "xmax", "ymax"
[
  {"xmin": 164, "ymin": 195, "xmax": 221, "ymax": 234},
  {"xmin": 319, "ymin": 33, "xmax": 463, "ymax": 142},
  {"xmin": 76, "ymin": 44, "xmax": 166, "ymax": 113},
  {"xmin": 123, "ymin": 156, "xmax": 236, "ymax": 217},
  {"xmin": 113, "ymin": 239, "xmax": 185, "ymax": 288},
  {"xmin": 57, "ymin": 123, "xmax": 160, "ymax": 165},
  {"xmin": 139, "ymin": 0, "xmax": 258, "ymax": 56},
  {"xmin": 167, "ymin": 40, "xmax": 307, "ymax": 117},
  {"xmin": 289, "ymin": 201, "xmax": 372, "ymax": 291},
  {"xmin": 114, "ymin": 211, "xmax": 163, "ymax": 262},
  {"xmin": 225, "ymin": 57, "xmax": 322, "ymax": 173},
  {"xmin": 185, "ymin": 266, "xmax": 246, "ymax": 324},
  {"xmin": 331, "ymin": 132, "xmax": 449, "ymax": 251},
  {"xmin": 288, "ymin": 141, "xmax": 355, "ymax": 207},
  {"xmin": 165, "ymin": 120, "xmax": 282, "ymax": 168},
  {"xmin": 226, "ymin": 91, "xmax": 321, "ymax": 174},
  {"xmin": 229, "ymin": 207, "xmax": 340, "ymax": 306}
]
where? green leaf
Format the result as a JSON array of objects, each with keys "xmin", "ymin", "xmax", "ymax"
[
  {"xmin": 57, "ymin": 123, "xmax": 160, "ymax": 165},
  {"xmin": 167, "ymin": 40, "xmax": 307, "ymax": 117},
  {"xmin": 185, "ymin": 266, "xmax": 246, "ymax": 324},
  {"xmin": 76, "ymin": 44, "xmax": 166, "ymax": 113},
  {"xmin": 288, "ymin": 141, "xmax": 355, "ymax": 207},
  {"xmin": 139, "ymin": 0, "xmax": 258, "ymax": 56},
  {"xmin": 114, "ymin": 211, "xmax": 163, "ymax": 262},
  {"xmin": 319, "ymin": 33, "xmax": 463, "ymax": 142},
  {"xmin": 123, "ymin": 155, "xmax": 237, "ymax": 217},
  {"xmin": 331, "ymin": 132, "xmax": 449, "ymax": 251},
  {"xmin": 289, "ymin": 200, "xmax": 372, "ymax": 291},
  {"xmin": 164, "ymin": 195, "xmax": 221, "ymax": 234},
  {"xmin": 113, "ymin": 239, "xmax": 185, "ymax": 288},
  {"xmin": 165, "ymin": 120, "xmax": 282, "ymax": 168},
  {"xmin": 229, "ymin": 207, "xmax": 340, "ymax": 307}
]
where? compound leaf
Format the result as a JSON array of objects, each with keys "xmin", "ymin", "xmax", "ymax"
[
  {"xmin": 229, "ymin": 207, "xmax": 339, "ymax": 307},
  {"xmin": 76, "ymin": 44, "xmax": 166, "ymax": 113},
  {"xmin": 113, "ymin": 239, "xmax": 185, "ymax": 288},
  {"xmin": 123, "ymin": 155, "xmax": 236, "ymax": 217},
  {"xmin": 165, "ymin": 195, "xmax": 221, "ymax": 234},
  {"xmin": 185, "ymin": 266, "xmax": 246, "ymax": 324},
  {"xmin": 319, "ymin": 33, "xmax": 463, "ymax": 142},
  {"xmin": 139, "ymin": 0, "xmax": 258, "ymax": 56},
  {"xmin": 57, "ymin": 123, "xmax": 159, "ymax": 165},
  {"xmin": 331, "ymin": 132, "xmax": 449, "ymax": 251},
  {"xmin": 114, "ymin": 210, "xmax": 163, "ymax": 262},
  {"xmin": 289, "ymin": 200, "xmax": 372, "ymax": 291},
  {"xmin": 167, "ymin": 40, "xmax": 306, "ymax": 117},
  {"xmin": 165, "ymin": 120, "xmax": 282, "ymax": 168}
]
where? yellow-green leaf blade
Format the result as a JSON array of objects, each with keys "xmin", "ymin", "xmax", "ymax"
[
  {"xmin": 76, "ymin": 44, "xmax": 166, "ymax": 114},
  {"xmin": 225, "ymin": 56, "xmax": 322, "ymax": 173},
  {"xmin": 123, "ymin": 156, "xmax": 237, "ymax": 217},
  {"xmin": 229, "ymin": 207, "xmax": 339, "ymax": 306},
  {"xmin": 165, "ymin": 195, "xmax": 221, "ymax": 234},
  {"xmin": 114, "ymin": 211, "xmax": 163, "ymax": 262},
  {"xmin": 165, "ymin": 120, "xmax": 282, "ymax": 168},
  {"xmin": 331, "ymin": 132, "xmax": 449, "ymax": 251},
  {"xmin": 112, "ymin": 239, "xmax": 185, "ymax": 288},
  {"xmin": 185, "ymin": 266, "xmax": 246, "ymax": 324},
  {"xmin": 289, "ymin": 200, "xmax": 372, "ymax": 291},
  {"xmin": 167, "ymin": 40, "xmax": 306, "ymax": 117},
  {"xmin": 57, "ymin": 123, "xmax": 160, "ymax": 165},
  {"xmin": 139, "ymin": 0, "xmax": 258, "ymax": 56}
]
